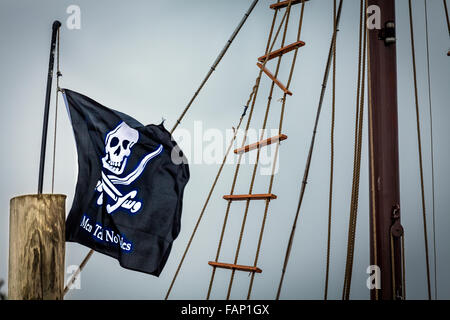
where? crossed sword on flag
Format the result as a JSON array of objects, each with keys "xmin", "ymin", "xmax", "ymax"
[{"xmin": 95, "ymin": 145, "xmax": 163, "ymax": 214}]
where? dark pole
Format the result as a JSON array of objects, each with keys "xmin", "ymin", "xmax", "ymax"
[
  {"xmin": 367, "ymin": 1, "xmax": 404, "ymax": 300},
  {"xmin": 38, "ymin": 20, "xmax": 61, "ymax": 194}
]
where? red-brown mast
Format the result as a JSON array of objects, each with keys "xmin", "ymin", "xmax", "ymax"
[{"xmin": 367, "ymin": 0, "xmax": 404, "ymax": 300}]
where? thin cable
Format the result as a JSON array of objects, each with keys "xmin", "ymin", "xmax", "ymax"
[
  {"xmin": 444, "ymin": 0, "xmax": 450, "ymax": 36},
  {"xmin": 275, "ymin": 0, "xmax": 344, "ymax": 300},
  {"xmin": 424, "ymin": 0, "xmax": 437, "ymax": 300},
  {"xmin": 325, "ymin": 0, "xmax": 337, "ymax": 301},
  {"xmin": 342, "ymin": 0, "xmax": 367, "ymax": 300},
  {"xmin": 408, "ymin": 0, "xmax": 432, "ymax": 300}
]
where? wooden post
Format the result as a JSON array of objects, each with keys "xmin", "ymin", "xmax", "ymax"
[{"xmin": 8, "ymin": 194, "xmax": 66, "ymax": 300}]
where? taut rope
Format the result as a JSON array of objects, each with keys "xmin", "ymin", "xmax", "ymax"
[{"xmin": 408, "ymin": 0, "xmax": 432, "ymax": 300}]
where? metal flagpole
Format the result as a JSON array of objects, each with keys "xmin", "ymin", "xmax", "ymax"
[{"xmin": 38, "ymin": 20, "xmax": 62, "ymax": 194}]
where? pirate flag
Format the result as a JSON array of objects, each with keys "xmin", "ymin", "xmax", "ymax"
[{"xmin": 62, "ymin": 89, "xmax": 189, "ymax": 276}]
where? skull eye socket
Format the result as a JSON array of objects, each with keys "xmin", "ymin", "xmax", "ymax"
[
  {"xmin": 123, "ymin": 140, "xmax": 130, "ymax": 149},
  {"xmin": 110, "ymin": 137, "xmax": 119, "ymax": 148}
]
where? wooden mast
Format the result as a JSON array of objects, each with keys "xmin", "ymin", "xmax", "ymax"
[{"xmin": 367, "ymin": 0, "xmax": 404, "ymax": 300}]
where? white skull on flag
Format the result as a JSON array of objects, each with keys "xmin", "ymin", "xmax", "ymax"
[{"xmin": 102, "ymin": 122, "xmax": 139, "ymax": 175}]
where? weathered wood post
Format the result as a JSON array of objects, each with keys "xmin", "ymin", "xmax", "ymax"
[{"xmin": 8, "ymin": 194, "xmax": 66, "ymax": 300}]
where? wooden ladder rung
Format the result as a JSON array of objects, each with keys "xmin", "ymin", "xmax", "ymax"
[
  {"xmin": 270, "ymin": 0, "xmax": 310, "ymax": 10},
  {"xmin": 258, "ymin": 41, "xmax": 305, "ymax": 62},
  {"xmin": 234, "ymin": 134, "xmax": 288, "ymax": 154},
  {"xmin": 223, "ymin": 194, "xmax": 277, "ymax": 201},
  {"xmin": 208, "ymin": 261, "xmax": 262, "ymax": 273},
  {"xmin": 256, "ymin": 63, "xmax": 292, "ymax": 96}
]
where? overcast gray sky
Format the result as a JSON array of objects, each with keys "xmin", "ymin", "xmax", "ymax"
[{"xmin": 1, "ymin": 0, "xmax": 449, "ymax": 300}]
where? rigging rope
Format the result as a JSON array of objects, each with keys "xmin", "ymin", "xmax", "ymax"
[
  {"xmin": 444, "ymin": 0, "xmax": 450, "ymax": 37},
  {"xmin": 324, "ymin": 0, "xmax": 337, "ymax": 300},
  {"xmin": 64, "ymin": 0, "xmax": 260, "ymax": 297},
  {"xmin": 275, "ymin": 0, "xmax": 344, "ymax": 300},
  {"xmin": 64, "ymin": 249, "xmax": 94, "ymax": 296},
  {"xmin": 424, "ymin": 0, "xmax": 438, "ymax": 300},
  {"xmin": 408, "ymin": 0, "xmax": 432, "ymax": 300},
  {"xmin": 342, "ymin": 0, "xmax": 367, "ymax": 300}
]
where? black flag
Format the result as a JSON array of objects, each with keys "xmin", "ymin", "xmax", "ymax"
[{"xmin": 62, "ymin": 89, "xmax": 189, "ymax": 276}]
